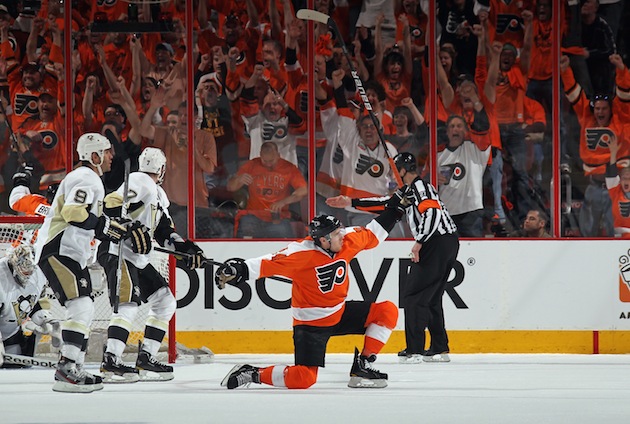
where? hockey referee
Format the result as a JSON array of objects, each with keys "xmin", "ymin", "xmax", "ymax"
[{"xmin": 325, "ymin": 152, "xmax": 459, "ymax": 363}]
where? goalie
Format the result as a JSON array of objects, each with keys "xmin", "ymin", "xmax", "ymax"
[
  {"xmin": 0, "ymin": 244, "xmax": 61, "ymax": 368},
  {"xmin": 97, "ymin": 147, "xmax": 207, "ymax": 383}
]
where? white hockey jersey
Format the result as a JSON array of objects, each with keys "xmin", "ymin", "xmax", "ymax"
[
  {"xmin": 437, "ymin": 140, "xmax": 490, "ymax": 216},
  {"xmin": 0, "ymin": 257, "xmax": 47, "ymax": 341},
  {"xmin": 35, "ymin": 166, "xmax": 106, "ymax": 268},
  {"xmin": 244, "ymin": 113, "xmax": 298, "ymax": 165},
  {"xmin": 106, "ymin": 172, "xmax": 171, "ymax": 269},
  {"xmin": 320, "ymin": 105, "xmax": 398, "ymax": 212}
]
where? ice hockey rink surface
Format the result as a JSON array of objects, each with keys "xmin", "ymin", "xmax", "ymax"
[{"xmin": 1, "ymin": 353, "xmax": 629, "ymax": 424}]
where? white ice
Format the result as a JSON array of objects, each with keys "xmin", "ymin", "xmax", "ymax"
[{"xmin": 1, "ymin": 354, "xmax": 629, "ymax": 424}]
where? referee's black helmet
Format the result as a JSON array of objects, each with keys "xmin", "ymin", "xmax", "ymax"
[
  {"xmin": 394, "ymin": 152, "xmax": 417, "ymax": 172},
  {"xmin": 309, "ymin": 215, "xmax": 342, "ymax": 240}
]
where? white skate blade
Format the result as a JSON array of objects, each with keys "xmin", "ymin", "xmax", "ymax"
[
  {"xmin": 101, "ymin": 371, "xmax": 140, "ymax": 384},
  {"xmin": 220, "ymin": 364, "xmax": 244, "ymax": 387},
  {"xmin": 348, "ymin": 377, "xmax": 388, "ymax": 389},
  {"xmin": 399, "ymin": 354, "xmax": 424, "ymax": 364},
  {"xmin": 422, "ymin": 353, "xmax": 450, "ymax": 362},
  {"xmin": 138, "ymin": 369, "xmax": 174, "ymax": 381},
  {"xmin": 52, "ymin": 381, "xmax": 96, "ymax": 393}
]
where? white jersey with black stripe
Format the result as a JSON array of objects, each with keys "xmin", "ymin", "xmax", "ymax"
[
  {"xmin": 106, "ymin": 172, "xmax": 171, "ymax": 269},
  {"xmin": 406, "ymin": 177, "xmax": 458, "ymax": 244},
  {"xmin": 35, "ymin": 166, "xmax": 105, "ymax": 268}
]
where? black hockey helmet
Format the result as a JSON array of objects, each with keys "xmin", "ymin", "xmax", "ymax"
[
  {"xmin": 309, "ymin": 215, "xmax": 342, "ymax": 240},
  {"xmin": 394, "ymin": 152, "xmax": 417, "ymax": 173},
  {"xmin": 45, "ymin": 183, "xmax": 59, "ymax": 204}
]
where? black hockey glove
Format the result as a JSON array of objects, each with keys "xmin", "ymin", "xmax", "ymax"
[
  {"xmin": 95, "ymin": 215, "xmax": 130, "ymax": 243},
  {"xmin": 128, "ymin": 221, "xmax": 152, "ymax": 254},
  {"xmin": 12, "ymin": 165, "xmax": 33, "ymax": 188},
  {"xmin": 386, "ymin": 185, "xmax": 413, "ymax": 215},
  {"xmin": 215, "ymin": 259, "xmax": 248, "ymax": 289},
  {"xmin": 175, "ymin": 239, "xmax": 207, "ymax": 270}
]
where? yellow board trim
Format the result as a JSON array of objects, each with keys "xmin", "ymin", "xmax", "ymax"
[{"xmin": 175, "ymin": 330, "xmax": 630, "ymax": 354}]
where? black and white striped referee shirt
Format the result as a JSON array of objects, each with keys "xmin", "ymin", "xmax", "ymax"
[{"xmin": 407, "ymin": 177, "xmax": 458, "ymax": 243}]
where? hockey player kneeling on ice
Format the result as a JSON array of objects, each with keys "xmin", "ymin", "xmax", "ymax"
[
  {"xmin": 1, "ymin": 244, "xmax": 61, "ymax": 368},
  {"xmin": 97, "ymin": 147, "xmax": 207, "ymax": 383},
  {"xmin": 217, "ymin": 188, "xmax": 412, "ymax": 390}
]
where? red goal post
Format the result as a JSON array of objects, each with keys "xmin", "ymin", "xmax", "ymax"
[{"xmin": 0, "ymin": 215, "xmax": 177, "ymax": 363}]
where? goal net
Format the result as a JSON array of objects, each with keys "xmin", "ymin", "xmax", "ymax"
[{"xmin": 0, "ymin": 216, "xmax": 177, "ymax": 363}]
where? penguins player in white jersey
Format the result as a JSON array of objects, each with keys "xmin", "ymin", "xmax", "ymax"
[
  {"xmin": 0, "ymin": 244, "xmax": 60, "ymax": 368},
  {"xmin": 36, "ymin": 133, "xmax": 135, "ymax": 393},
  {"xmin": 97, "ymin": 147, "xmax": 207, "ymax": 383}
]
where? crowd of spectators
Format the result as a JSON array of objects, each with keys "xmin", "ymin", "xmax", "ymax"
[{"xmin": 0, "ymin": 0, "xmax": 629, "ymax": 239}]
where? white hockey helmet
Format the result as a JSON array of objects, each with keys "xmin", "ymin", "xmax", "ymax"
[
  {"xmin": 8, "ymin": 243, "xmax": 36, "ymax": 287},
  {"xmin": 77, "ymin": 132, "xmax": 112, "ymax": 176},
  {"xmin": 139, "ymin": 147, "xmax": 167, "ymax": 184}
]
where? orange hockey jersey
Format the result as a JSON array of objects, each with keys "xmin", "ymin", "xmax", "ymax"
[{"xmin": 244, "ymin": 221, "xmax": 389, "ymax": 327}]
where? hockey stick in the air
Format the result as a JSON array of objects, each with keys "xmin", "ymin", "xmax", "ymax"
[
  {"xmin": 3, "ymin": 353, "xmax": 57, "ymax": 368},
  {"xmin": 113, "ymin": 158, "xmax": 131, "ymax": 314},
  {"xmin": 296, "ymin": 8, "xmax": 404, "ymax": 188}
]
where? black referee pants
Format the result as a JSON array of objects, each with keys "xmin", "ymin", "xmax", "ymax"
[{"xmin": 402, "ymin": 233, "xmax": 459, "ymax": 354}]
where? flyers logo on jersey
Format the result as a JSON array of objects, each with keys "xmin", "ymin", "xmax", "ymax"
[
  {"xmin": 586, "ymin": 128, "xmax": 615, "ymax": 150},
  {"xmin": 14, "ymin": 93, "xmax": 39, "ymax": 116},
  {"xmin": 356, "ymin": 154, "xmax": 384, "ymax": 178},
  {"xmin": 496, "ymin": 14, "xmax": 523, "ymax": 34},
  {"xmin": 315, "ymin": 260, "xmax": 347, "ymax": 293},
  {"xmin": 41, "ymin": 130, "xmax": 59, "ymax": 150},
  {"xmin": 262, "ymin": 122, "xmax": 287, "ymax": 141}
]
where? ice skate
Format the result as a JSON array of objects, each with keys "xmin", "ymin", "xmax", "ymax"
[
  {"xmin": 399, "ymin": 353, "xmax": 424, "ymax": 364},
  {"xmin": 220, "ymin": 364, "xmax": 260, "ymax": 389},
  {"xmin": 77, "ymin": 362, "xmax": 104, "ymax": 391},
  {"xmin": 53, "ymin": 357, "xmax": 98, "ymax": 393},
  {"xmin": 348, "ymin": 347, "xmax": 388, "ymax": 388},
  {"xmin": 422, "ymin": 349, "xmax": 450, "ymax": 362},
  {"xmin": 136, "ymin": 350, "xmax": 174, "ymax": 381},
  {"xmin": 100, "ymin": 351, "xmax": 140, "ymax": 383}
]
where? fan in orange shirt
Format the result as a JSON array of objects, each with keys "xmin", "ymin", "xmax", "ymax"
[{"xmin": 227, "ymin": 141, "xmax": 307, "ymax": 238}]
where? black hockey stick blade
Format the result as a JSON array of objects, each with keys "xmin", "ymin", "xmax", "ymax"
[{"xmin": 152, "ymin": 246, "xmax": 225, "ymax": 268}]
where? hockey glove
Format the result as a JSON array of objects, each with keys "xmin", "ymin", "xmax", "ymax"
[
  {"xmin": 128, "ymin": 221, "xmax": 152, "ymax": 254},
  {"xmin": 386, "ymin": 185, "xmax": 413, "ymax": 215},
  {"xmin": 24, "ymin": 310, "xmax": 62, "ymax": 348},
  {"xmin": 12, "ymin": 165, "xmax": 33, "ymax": 188},
  {"xmin": 95, "ymin": 215, "xmax": 130, "ymax": 243},
  {"xmin": 215, "ymin": 259, "xmax": 248, "ymax": 289},
  {"xmin": 175, "ymin": 240, "xmax": 207, "ymax": 270}
]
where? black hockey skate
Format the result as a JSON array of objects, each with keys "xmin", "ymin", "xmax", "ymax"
[
  {"xmin": 136, "ymin": 350, "xmax": 174, "ymax": 381},
  {"xmin": 397, "ymin": 348, "xmax": 425, "ymax": 364},
  {"xmin": 53, "ymin": 357, "xmax": 99, "ymax": 393},
  {"xmin": 220, "ymin": 364, "xmax": 260, "ymax": 389},
  {"xmin": 101, "ymin": 351, "xmax": 140, "ymax": 383},
  {"xmin": 348, "ymin": 347, "xmax": 388, "ymax": 388},
  {"xmin": 77, "ymin": 362, "xmax": 104, "ymax": 390},
  {"xmin": 422, "ymin": 349, "xmax": 450, "ymax": 363}
]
